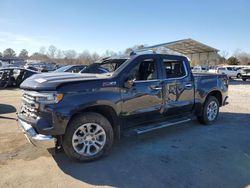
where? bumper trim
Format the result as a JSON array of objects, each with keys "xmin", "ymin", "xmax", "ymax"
[{"xmin": 18, "ymin": 118, "xmax": 55, "ymax": 147}]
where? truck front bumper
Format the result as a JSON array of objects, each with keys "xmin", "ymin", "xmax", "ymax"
[{"xmin": 18, "ymin": 118, "xmax": 55, "ymax": 148}]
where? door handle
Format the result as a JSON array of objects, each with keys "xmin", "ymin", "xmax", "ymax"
[
  {"xmin": 151, "ymin": 85, "xmax": 162, "ymax": 90},
  {"xmin": 185, "ymin": 83, "xmax": 193, "ymax": 88}
]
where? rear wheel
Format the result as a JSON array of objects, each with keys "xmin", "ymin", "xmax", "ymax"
[
  {"xmin": 197, "ymin": 96, "xmax": 219, "ymax": 125},
  {"xmin": 62, "ymin": 112, "xmax": 114, "ymax": 162},
  {"xmin": 237, "ymin": 73, "xmax": 241, "ymax": 78}
]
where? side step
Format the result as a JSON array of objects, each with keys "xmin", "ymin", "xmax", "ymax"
[{"xmin": 123, "ymin": 117, "xmax": 192, "ymax": 137}]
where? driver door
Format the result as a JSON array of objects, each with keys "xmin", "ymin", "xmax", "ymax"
[{"xmin": 121, "ymin": 55, "xmax": 164, "ymax": 128}]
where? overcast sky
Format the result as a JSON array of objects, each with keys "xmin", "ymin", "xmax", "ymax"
[{"xmin": 0, "ymin": 0, "xmax": 249, "ymax": 56}]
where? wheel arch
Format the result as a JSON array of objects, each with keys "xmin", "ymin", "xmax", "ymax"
[
  {"xmin": 68, "ymin": 104, "xmax": 121, "ymax": 139},
  {"xmin": 206, "ymin": 90, "xmax": 223, "ymax": 106}
]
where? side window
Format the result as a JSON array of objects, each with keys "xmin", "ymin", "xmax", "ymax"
[
  {"xmin": 129, "ymin": 58, "xmax": 158, "ymax": 81},
  {"xmin": 227, "ymin": 67, "xmax": 232, "ymax": 71},
  {"xmin": 163, "ymin": 59, "xmax": 186, "ymax": 78},
  {"xmin": 67, "ymin": 66, "xmax": 82, "ymax": 73},
  {"xmin": 75, "ymin": 66, "xmax": 84, "ymax": 73}
]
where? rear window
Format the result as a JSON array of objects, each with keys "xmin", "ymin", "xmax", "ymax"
[{"xmin": 163, "ymin": 59, "xmax": 186, "ymax": 78}]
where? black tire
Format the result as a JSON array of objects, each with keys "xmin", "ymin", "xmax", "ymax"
[
  {"xmin": 62, "ymin": 112, "xmax": 114, "ymax": 162},
  {"xmin": 242, "ymin": 78, "xmax": 247, "ymax": 81},
  {"xmin": 237, "ymin": 73, "xmax": 241, "ymax": 78},
  {"xmin": 197, "ymin": 96, "xmax": 219, "ymax": 125}
]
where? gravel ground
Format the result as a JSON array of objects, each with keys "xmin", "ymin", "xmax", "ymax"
[{"xmin": 0, "ymin": 80, "xmax": 250, "ymax": 188}]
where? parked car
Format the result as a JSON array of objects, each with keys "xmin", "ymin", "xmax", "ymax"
[
  {"xmin": 209, "ymin": 66, "xmax": 241, "ymax": 78},
  {"xmin": 241, "ymin": 68, "xmax": 250, "ymax": 81},
  {"xmin": 54, "ymin": 65, "xmax": 87, "ymax": 73},
  {"xmin": 24, "ymin": 66, "xmax": 39, "ymax": 72},
  {"xmin": 0, "ymin": 67, "xmax": 38, "ymax": 89},
  {"xmin": 18, "ymin": 52, "xmax": 229, "ymax": 161},
  {"xmin": 24, "ymin": 62, "xmax": 57, "ymax": 72},
  {"xmin": 192, "ymin": 66, "xmax": 209, "ymax": 73}
]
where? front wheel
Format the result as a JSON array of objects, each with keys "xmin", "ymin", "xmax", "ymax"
[
  {"xmin": 62, "ymin": 112, "xmax": 114, "ymax": 162},
  {"xmin": 237, "ymin": 73, "xmax": 241, "ymax": 78},
  {"xmin": 197, "ymin": 96, "xmax": 219, "ymax": 125}
]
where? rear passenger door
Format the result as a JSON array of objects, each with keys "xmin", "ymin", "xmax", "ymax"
[{"xmin": 161, "ymin": 56, "xmax": 194, "ymax": 116}]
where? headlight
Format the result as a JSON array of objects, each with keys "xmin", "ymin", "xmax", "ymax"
[{"xmin": 35, "ymin": 92, "xmax": 64, "ymax": 104}]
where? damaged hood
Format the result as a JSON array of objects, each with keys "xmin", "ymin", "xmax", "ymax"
[{"xmin": 20, "ymin": 72, "xmax": 112, "ymax": 91}]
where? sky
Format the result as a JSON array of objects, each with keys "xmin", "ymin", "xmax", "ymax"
[{"xmin": 0, "ymin": 0, "xmax": 250, "ymax": 56}]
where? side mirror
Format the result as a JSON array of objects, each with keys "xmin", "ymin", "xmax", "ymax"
[{"xmin": 124, "ymin": 78, "xmax": 135, "ymax": 89}]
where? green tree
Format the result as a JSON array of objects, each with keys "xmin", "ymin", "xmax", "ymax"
[
  {"xmin": 227, "ymin": 56, "xmax": 240, "ymax": 65},
  {"xmin": 3, "ymin": 48, "xmax": 16, "ymax": 57},
  {"xmin": 19, "ymin": 49, "xmax": 29, "ymax": 58}
]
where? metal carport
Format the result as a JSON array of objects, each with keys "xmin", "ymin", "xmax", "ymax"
[{"xmin": 146, "ymin": 38, "xmax": 220, "ymax": 66}]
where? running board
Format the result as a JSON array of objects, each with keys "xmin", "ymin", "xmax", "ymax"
[{"xmin": 123, "ymin": 117, "xmax": 192, "ymax": 136}]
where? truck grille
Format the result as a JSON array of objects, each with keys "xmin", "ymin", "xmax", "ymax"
[{"xmin": 21, "ymin": 91, "xmax": 38, "ymax": 118}]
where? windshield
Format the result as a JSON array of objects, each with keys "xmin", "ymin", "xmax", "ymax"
[{"xmin": 54, "ymin": 65, "xmax": 71, "ymax": 72}]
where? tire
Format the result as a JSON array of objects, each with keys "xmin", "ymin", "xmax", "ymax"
[
  {"xmin": 197, "ymin": 96, "xmax": 219, "ymax": 125},
  {"xmin": 62, "ymin": 112, "xmax": 114, "ymax": 162},
  {"xmin": 242, "ymin": 78, "xmax": 247, "ymax": 81},
  {"xmin": 237, "ymin": 73, "xmax": 241, "ymax": 78}
]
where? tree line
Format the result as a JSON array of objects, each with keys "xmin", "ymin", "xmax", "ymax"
[
  {"xmin": 0, "ymin": 45, "xmax": 250, "ymax": 65},
  {"xmin": 0, "ymin": 44, "xmax": 145, "ymax": 65},
  {"xmin": 0, "ymin": 45, "xmax": 130, "ymax": 65}
]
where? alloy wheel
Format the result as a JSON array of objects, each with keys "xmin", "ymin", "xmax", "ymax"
[{"xmin": 72, "ymin": 123, "xmax": 106, "ymax": 156}]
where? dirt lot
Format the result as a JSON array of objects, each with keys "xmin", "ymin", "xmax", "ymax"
[{"xmin": 0, "ymin": 80, "xmax": 250, "ymax": 188}]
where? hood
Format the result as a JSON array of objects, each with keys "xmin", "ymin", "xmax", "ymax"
[{"xmin": 20, "ymin": 72, "xmax": 110, "ymax": 91}]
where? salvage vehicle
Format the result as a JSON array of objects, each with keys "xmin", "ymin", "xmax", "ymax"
[
  {"xmin": 54, "ymin": 65, "xmax": 87, "ymax": 73},
  {"xmin": 0, "ymin": 67, "xmax": 38, "ymax": 89},
  {"xmin": 17, "ymin": 52, "xmax": 229, "ymax": 161},
  {"xmin": 192, "ymin": 66, "xmax": 209, "ymax": 73},
  {"xmin": 80, "ymin": 56, "xmax": 128, "ymax": 74},
  {"xmin": 24, "ymin": 62, "xmax": 57, "ymax": 72},
  {"xmin": 241, "ymin": 68, "xmax": 250, "ymax": 81}
]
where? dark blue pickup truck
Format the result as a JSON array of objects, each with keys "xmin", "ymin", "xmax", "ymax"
[{"xmin": 18, "ymin": 52, "xmax": 229, "ymax": 161}]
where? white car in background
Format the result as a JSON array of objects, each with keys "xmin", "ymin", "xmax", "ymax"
[
  {"xmin": 192, "ymin": 66, "xmax": 209, "ymax": 73},
  {"xmin": 209, "ymin": 66, "xmax": 241, "ymax": 78}
]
